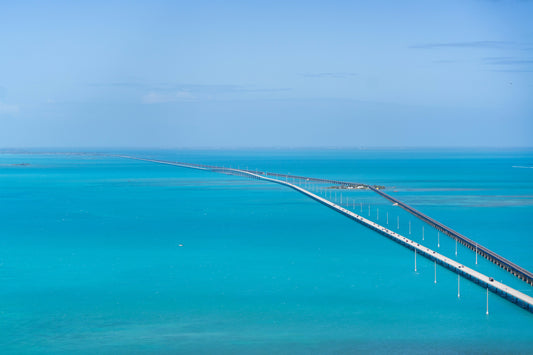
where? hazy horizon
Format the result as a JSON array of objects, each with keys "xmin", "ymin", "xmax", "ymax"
[{"xmin": 2, "ymin": 146, "xmax": 533, "ymax": 152}]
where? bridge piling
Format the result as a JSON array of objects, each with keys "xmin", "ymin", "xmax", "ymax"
[
  {"xmin": 414, "ymin": 249, "xmax": 417, "ymax": 272},
  {"xmin": 434, "ymin": 260, "xmax": 437, "ymax": 284},
  {"xmin": 458, "ymin": 275, "xmax": 461, "ymax": 299},
  {"xmin": 486, "ymin": 288, "xmax": 489, "ymax": 315}
]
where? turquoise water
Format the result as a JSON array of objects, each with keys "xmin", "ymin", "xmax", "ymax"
[{"xmin": 1, "ymin": 149, "xmax": 532, "ymax": 354}]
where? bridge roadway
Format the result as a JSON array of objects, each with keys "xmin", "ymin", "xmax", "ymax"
[{"xmin": 114, "ymin": 155, "xmax": 533, "ymax": 312}]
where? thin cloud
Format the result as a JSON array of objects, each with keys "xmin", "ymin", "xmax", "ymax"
[
  {"xmin": 432, "ymin": 59, "xmax": 458, "ymax": 64},
  {"xmin": 142, "ymin": 91, "xmax": 196, "ymax": 104},
  {"xmin": 152, "ymin": 84, "xmax": 241, "ymax": 93},
  {"xmin": 483, "ymin": 57, "xmax": 533, "ymax": 65},
  {"xmin": 488, "ymin": 69, "xmax": 533, "ymax": 73},
  {"xmin": 88, "ymin": 81, "xmax": 238, "ymax": 92},
  {"xmin": 0, "ymin": 101, "xmax": 19, "ymax": 115},
  {"xmin": 234, "ymin": 87, "xmax": 292, "ymax": 93},
  {"xmin": 88, "ymin": 82, "xmax": 147, "ymax": 89},
  {"xmin": 91, "ymin": 82, "xmax": 290, "ymax": 94},
  {"xmin": 410, "ymin": 41, "xmax": 512, "ymax": 49},
  {"xmin": 303, "ymin": 72, "xmax": 357, "ymax": 78}
]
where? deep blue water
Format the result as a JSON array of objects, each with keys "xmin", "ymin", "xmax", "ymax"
[{"xmin": 1, "ymin": 149, "xmax": 532, "ymax": 354}]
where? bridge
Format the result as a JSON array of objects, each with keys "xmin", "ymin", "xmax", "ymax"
[
  {"xmin": 215, "ymin": 167, "xmax": 533, "ymax": 287},
  {"xmin": 114, "ymin": 155, "xmax": 533, "ymax": 313},
  {"xmin": 240, "ymin": 171, "xmax": 533, "ymax": 287}
]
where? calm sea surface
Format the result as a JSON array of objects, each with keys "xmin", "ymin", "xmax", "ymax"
[{"xmin": 1, "ymin": 149, "xmax": 532, "ymax": 354}]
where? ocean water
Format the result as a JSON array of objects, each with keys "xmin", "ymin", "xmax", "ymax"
[{"xmin": 1, "ymin": 149, "xmax": 532, "ymax": 354}]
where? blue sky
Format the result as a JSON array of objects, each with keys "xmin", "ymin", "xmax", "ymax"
[{"xmin": 1, "ymin": 0, "xmax": 532, "ymax": 148}]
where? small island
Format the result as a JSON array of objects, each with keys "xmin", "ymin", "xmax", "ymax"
[{"xmin": 327, "ymin": 184, "xmax": 385, "ymax": 190}]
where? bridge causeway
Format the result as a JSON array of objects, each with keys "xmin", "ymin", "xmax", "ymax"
[{"xmin": 115, "ymin": 155, "xmax": 533, "ymax": 313}]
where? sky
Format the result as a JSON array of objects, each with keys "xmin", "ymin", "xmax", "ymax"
[{"xmin": 0, "ymin": 0, "xmax": 532, "ymax": 148}]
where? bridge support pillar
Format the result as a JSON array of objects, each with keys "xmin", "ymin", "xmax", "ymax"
[
  {"xmin": 458, "ymin": 274, "xmax": 461, "ymax": 299},
  {"xmin": 434, "ymin": 260, "xmax": 437, "ymax": 284}
]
